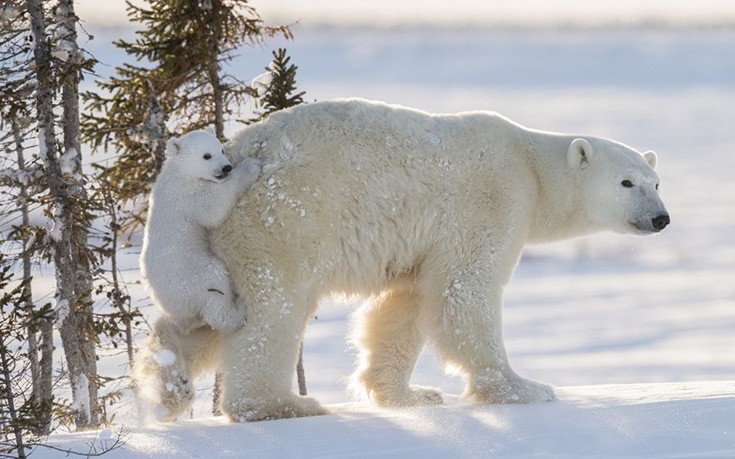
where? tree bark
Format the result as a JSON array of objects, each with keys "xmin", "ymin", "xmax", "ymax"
[
  {"xmin": 208, "ymin": 0, "xmax": 225, "ymax": 141},
  {"xmin": 11, "ymin": 116, "xmax": 54, "ymax": 435},
  {"xmin": 27, "ymin": 0, "xmax": 98, "ymax": 429},
  {"xmin": 297, "ymin": 344, "xmax": 307, "ymax": 396},
  {"xmin": 0, "ymin": 347, "xmax": 28, "ymax": 459}
]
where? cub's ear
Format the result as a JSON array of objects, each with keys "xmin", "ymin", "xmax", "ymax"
[
  {"xmin": 643, "ymin": 150, "xmax": 658, "ymax": 169},
  {"xmin": 166, "ymin": 137, "xmax": 182, "ymax": 156},
  {"xmin": 567, "ymin": 138, "xmax": 594, "ymax": 169}
]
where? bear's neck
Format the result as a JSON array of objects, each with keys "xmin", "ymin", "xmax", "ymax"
[{"xmin": 523, "ymin": 131, "xmax": 601, "ymax": 244}]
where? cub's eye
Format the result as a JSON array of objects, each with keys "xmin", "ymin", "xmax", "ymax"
[
  {"xmin": 621, "ymin": 180, "xmax": 634, "ymax": 188},
  {"xmin": 203, "ymin": 153, "xmax": 212, "ymax": 160},
  {"xmin": 655, "ymin": 183, "xmax": 659, "ymax": 190}
]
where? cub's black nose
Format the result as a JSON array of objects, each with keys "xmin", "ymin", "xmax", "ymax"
[
  {"xmin": 222, "ymin": 164, "xmax": 233, "ymax": 175},
  {"xmin": 652, "ymin": 214, "xmax": 670, "ymax": 231}
]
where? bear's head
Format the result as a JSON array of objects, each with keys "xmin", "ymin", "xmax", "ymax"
[
  {"xmin": 165, "ymin": 131, "xmax": 233, "ymax": 183},
  {"xmin": 567, "ymin": 137, "xmax": 670, "ymax": 235}
]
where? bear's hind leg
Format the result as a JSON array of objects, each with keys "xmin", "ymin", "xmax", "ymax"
[
  {"xmin": 352, "ymin": 287, "xmax": 443, "ymax": 407},
  {"xmin": 134, "ymin": 318, "xmax": 196, "ymax": 422},
  {"xmin": 219, "ymin": 282, "xmax": 328, "ymax": 422}
]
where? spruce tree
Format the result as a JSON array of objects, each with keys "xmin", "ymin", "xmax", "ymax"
[
  {"xmin": 249, "ymin": 48, "xmax": 306, "ymax": 124},
  {"xmin": 0, "ymin": 253, "xmax": 54, "ymax": 458},
  {"xmin": 82, "ymin": 0, "xmax": 293, "ymax": 233},
  {"xmin": 25, "ymin": 0, "xmax": 99, "ymax": 429},
  {"xmin": 0, "ymin": 3, "xmax": 52, "ymax": 435}
]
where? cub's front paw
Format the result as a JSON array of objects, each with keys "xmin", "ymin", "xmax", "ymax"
[{"xmin": 236, "ymin": 157, "xmax": 261, "ymax": 183}]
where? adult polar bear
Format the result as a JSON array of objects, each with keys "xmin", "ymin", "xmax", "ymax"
[{"xmin": 157, "ymin": 98, "xmax": 669, "ymax": 421}]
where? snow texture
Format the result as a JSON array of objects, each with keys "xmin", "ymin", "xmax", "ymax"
[
  {"xmin": 36, "ymin": 382, "xmax": 735, "ymax": 458},
  {"xmin": 54, "ymin": 299, "xmax": 69, "ymax": 325},
  {"xmin": 251, "ymin": 70, "xmax": 274, "ymax": 97},
  {"xmin": 46, "ymin": 204, "xmax": 63, "ymax": 243},
  {"xmin": 151, "ymin": 349, "xmax": 176, "ymax": 368},
  {"xmin": 59, "ymin": 146, "xmax": 80, "ymax": 180},
  {"xmin": 70, "ymin": 373, "xmax": 91, "ymax": 424},
  {"xmin": 37, "ymin": 127, "xmax": 48, "ymax": 162}
]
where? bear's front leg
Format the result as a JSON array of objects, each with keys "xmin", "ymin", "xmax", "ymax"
[
  {"xmin": 219, "ymin": 273, "xmax": 328, "ymax": 421},
  {"xmin": 429, "ymin": 255, "xmax": 555, "ymax": 405}
]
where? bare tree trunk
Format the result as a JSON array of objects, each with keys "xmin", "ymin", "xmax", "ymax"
[
  {"xmin": 144, "ymin": 85, "xmax": 167, "ymax": 175},
  {"xmin": 208, "ymin": 0, "xmax": 225, "ymax": 141},
  {"xmin": 0, "ymin": 345, "xmax": 28, "ymax": 459},
  {"xmin": 37, "ymin": 319, "xmax": 53, "ymax": 434},
  {"xmin": 297, "ymin": 344, "xmax": 307, "ymax": 396},
  {"xmin": 11, "ymin": 118, "xmax": 54, "ymax": 435},
  {"xmin": 212, "ymin": 373, "xmax": 222, "ymax": 416},
  {"xmin": 11, "ymin": 120, "xmax": 38, "ymax": 391},
  {"xmin": 104, "ymin": 188, "xmax": 134, "ymax": 369},
  {"xmin": 57, "ymin": 0, "xmax": 99, "ymax": 429},
  {"xmin": 27, "ymin": 0, "xmax": 98, "ymax": 429}
]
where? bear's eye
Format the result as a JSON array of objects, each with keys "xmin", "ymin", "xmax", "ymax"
[
  {"xmin": 621, "ymin": 180, "xmax": 634, "ymax": 188},
  {"xmin": 655, "ymin": 183, "xmax": 659, "ymax": 191},
  {"xmin": 203, "ymin": 153, "xmax": 212, "ymax": 160}
]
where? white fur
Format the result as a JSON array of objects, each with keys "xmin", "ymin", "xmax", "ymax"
[
  {"xmin": 141, "ymin": 99, "xmax": 669, "ymax": 422},
  {"xmin": 140, "ymin": 130, "xmax": 261, "ymax": 334}
]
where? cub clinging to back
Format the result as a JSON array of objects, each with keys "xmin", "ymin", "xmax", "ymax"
[{"xmin": 141, "ymin": 130, "xmax": 260, "ymax": 334}]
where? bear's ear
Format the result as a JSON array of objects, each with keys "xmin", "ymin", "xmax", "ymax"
[
  {"xmin": 166, "ymin": 137, "xmax": 182, "ymax": 156},
  {"xmin": 567, "ymin": 138, "xmax": 594, "ymax": 169},
  {"xmin": 643, "ymin": 150, "xmax": 658, "ymax": 169}
]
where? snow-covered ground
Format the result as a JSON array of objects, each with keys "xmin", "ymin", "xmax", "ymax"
[
  {"xmin": 40, "ymin": 382, "xmax": 735, "ymax": 458},
  {"xmin": 28, "ymin": 21, "xmax": 735, "ymax": 458}
]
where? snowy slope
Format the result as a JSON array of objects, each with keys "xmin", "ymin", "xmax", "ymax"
[{"xmin": 38, "ymin": 381, "xmax": 735, "ymax": 458}]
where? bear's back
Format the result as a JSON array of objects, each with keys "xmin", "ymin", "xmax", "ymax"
[{"xmin": 218, "ymin": 99, "xmax": 534, "ymax": 292}]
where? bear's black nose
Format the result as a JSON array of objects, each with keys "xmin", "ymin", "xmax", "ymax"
[
  {"xmin": 652, "ymin": 214, "xmax": 670, "ymax": 231},
  {"xmin": 221, "ymin": 165, "xmax": 233, "ymax": 175}
]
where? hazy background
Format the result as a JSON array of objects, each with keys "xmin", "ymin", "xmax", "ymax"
[{"xmin": 77, "ymin": 0, "xmax": 735, "ymax": 26}]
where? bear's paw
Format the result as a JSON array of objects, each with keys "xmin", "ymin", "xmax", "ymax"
[
  {"xmin": 369, "ymin": 385, "xmax": 444, "ymax": 408},
  {"xmin": 223, "ymin": 394, "xmax": 329, "ymax": 422},
  {"xmin": 467, "ymin": 374, "xmax": 555, "ymax": 405}
]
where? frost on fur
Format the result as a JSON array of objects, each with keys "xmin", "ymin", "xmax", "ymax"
[{"xmin": 140, "ymin": 130, "xmax": 261, "ymax": 334}]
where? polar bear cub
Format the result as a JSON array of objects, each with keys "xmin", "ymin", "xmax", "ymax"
[{"xmin": 141, "ymin": 130, "xmax": 260, "ymax": 334}]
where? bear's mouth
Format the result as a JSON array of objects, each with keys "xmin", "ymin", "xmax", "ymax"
[{"xmin": 629, "ymin": 217, "xmax": 668, "ymax": 234}]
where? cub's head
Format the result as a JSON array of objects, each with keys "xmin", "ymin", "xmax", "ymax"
[
  {"xmin": 567, "ymin": 137, "xmax": 669, "ymax": 235},
  {"xmin": 165, "ymin": 131, "xmax": 232, "ymax": 182}
]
